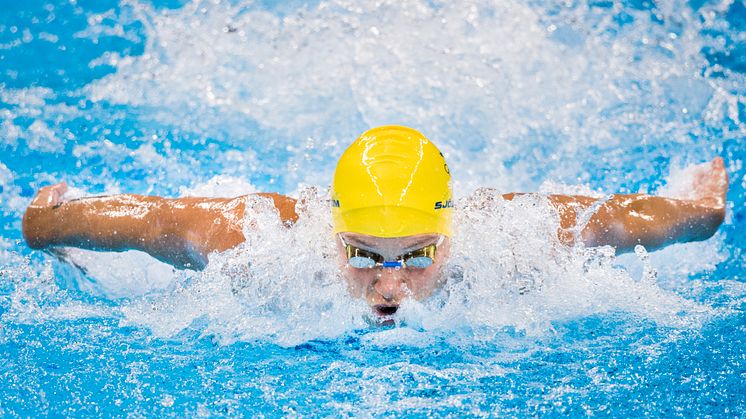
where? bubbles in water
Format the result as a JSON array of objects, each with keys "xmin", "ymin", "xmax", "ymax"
[
  {"xmin": 1, "ymin": 257, "xmax": 110, "ymax": 324},
  {"xmin": 0, "ymin": 163, "xmax": 26, "ymax": 215}
]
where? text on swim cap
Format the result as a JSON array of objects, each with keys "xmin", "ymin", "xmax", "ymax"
[{"xmin": 434, "ymin": 200, "xmax": 453, "ymax": 209}]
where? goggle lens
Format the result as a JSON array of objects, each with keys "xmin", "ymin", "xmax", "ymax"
[
  {"xmin": 403, "ymin": 256, "xmax": 433, "ymax": 268},
  {"xmin": 348, "ymin": 256, "xmax": 376, "ymax": 269}
]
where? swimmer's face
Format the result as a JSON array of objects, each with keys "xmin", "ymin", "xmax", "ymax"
[{"xmin": 336, "ymin": 233, "xmax": 450, "ymax": 317}]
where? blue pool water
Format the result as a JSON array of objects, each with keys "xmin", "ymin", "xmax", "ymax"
[{"xmin": 1, "ymin": 0, "xmax": 745, "ymax": 415}]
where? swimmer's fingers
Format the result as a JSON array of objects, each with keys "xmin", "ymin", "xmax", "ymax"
[{"xmin": 29, "ymin": 182, "xmax": 68, "ymax": 208}]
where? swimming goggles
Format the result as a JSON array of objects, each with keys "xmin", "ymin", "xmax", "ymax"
[{"xmin": 339, "ymin": 236, "xmax": 444, "ymax": 269}]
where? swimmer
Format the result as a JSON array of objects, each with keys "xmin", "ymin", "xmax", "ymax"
[{"xmin": 22, "ymin": 126, "xmax": 728, "ymax": 317}]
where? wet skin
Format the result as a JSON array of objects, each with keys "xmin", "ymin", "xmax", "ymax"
[{"xmin": 336, "ymin": 233, "xmax": 450, "ymax": 317}]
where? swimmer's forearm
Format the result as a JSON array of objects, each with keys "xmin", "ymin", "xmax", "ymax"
[
  {"xmin": 23, "ymin": 195, "xmax": 230, "ymax": 269},
  {"xmin": 577, "ymin": 195, "xmax": 725, "ymax": 253},
  {"xmin": 538, "ymin": 194, "xmax": 725, "ymax": 253},
  {"xmin": 22, "ymin": 195, "xmax": 198, "ymax": 264},
  {"xmin": 24, "ymin": 195, "xmax": 140, "ymax": 249}
]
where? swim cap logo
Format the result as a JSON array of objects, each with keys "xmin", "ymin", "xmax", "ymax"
[
  {"xmin": 330, "ymin": 199, "xmax": 340, "ymax": 207},
  {"xmin": 434, "ymin": 200, "xmax": 453, "ymax": 210}
]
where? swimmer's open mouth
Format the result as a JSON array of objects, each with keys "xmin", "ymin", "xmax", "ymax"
[{"xmin": 374, "ymin": 305, "xmax": 399, "ymax": 316}]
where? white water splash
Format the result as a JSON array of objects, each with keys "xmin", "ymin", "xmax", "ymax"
[
  {"xmin": 393, "ymin": 190, "xmax": 713, "ymax": 335},
  {"xmin": 82, "ymin": 0, "xmax": 745, "ymax": 193},
  {"xmin": 1, "ymin": 259, "xmax": 111, "ymax": 324},
  {"xmin": 11, "ymin": 150, "xmax": 727, "ymax": 343},
  {"xmin": 109, "ymin": 188, "xmax": 715, "ymax": 346},
  {"xmin": 120, "ymin": 188, "xmax": 368, "ymax": 346},
  {"xmin": 2, "ymin": 185, "xmax": 727, "ymax": 346}
]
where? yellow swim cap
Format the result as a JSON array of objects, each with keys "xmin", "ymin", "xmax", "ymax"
[{"xmin": 331, "ymin": 125, "xmax": 453, "ymax": 238}]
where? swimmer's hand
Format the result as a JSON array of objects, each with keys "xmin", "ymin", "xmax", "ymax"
[
  {"xmin": 22, "ymin": 183, "xmax": 297, "ymax": 270},
  {"xmin": 32, "ymin": 181, "xmax": 68, "ymax": 208},
  {"xmin": 687, "ymin": 156, "xmax": 728, "ymax": 209}
]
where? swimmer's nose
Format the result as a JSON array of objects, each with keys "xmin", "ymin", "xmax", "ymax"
[{"xmin": 373, "ymin": 269, "xmax": 405, "ymax": 301}]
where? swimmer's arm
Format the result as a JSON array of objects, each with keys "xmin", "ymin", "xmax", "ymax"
[
  {"xmin": 502, "ymin": 193, "xmax": 725, "ymax": 253},
  {"xmin": 552, "ymin": 194, "xmax": 724, "ymax": 253},
  {"xmin": 22, "ymin": 183, "xmax": 297, "ymax": 270},
  {"xmin": 502, "ymin": 158, "xmax": 728, "ymax": 253}
]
